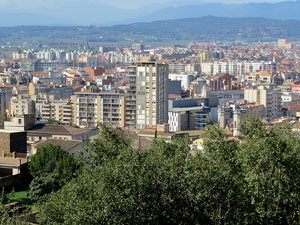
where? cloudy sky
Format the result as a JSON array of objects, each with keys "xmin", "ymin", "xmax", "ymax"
[{"xmin": 0, "ymin": 0, "xmax": 294, "ymax": 10}]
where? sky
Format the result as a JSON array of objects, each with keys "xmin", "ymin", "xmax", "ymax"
[{"xmin": 0, "ymin": 0, "xmax": 295, "ymax": 10}]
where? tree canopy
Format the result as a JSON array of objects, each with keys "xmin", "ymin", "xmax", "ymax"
[
  {"xmin": 35, "ymin": 121, "xmax": 300, "ymax": 224},
  {"xmin": 28, "ymin": 144, "xmax": 81, "ymax": 201}
]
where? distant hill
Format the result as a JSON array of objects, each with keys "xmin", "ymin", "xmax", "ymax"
[
  {"xmin": 1, "ymin": 0, "xmax": 300, "ymax": 26},
  {"xmin": 1, "ymin": 16, "xmax": 300, "ymax": 43},
  {"xmin": 134, "ymin": 0, "xmax": 300, "ymax": 23}
]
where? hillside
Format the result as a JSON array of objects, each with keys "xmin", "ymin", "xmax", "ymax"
[
  {"xmin": 135, "ymin": 0, "xmax": 300, "ymax": 23},
  {"xmin": 1, "ymin": 16, "xmax": 300, "ymax": 43},
  {"xmin": 1, "ymin": 1, "xmax": 300, "ymax": 26}
]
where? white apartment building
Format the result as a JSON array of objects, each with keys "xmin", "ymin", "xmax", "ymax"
[
  {"xmin": 244, "ymin": 85, "xmax": 282, "ymax": 121},
  {"xmin": 169, "ymin": 61, "xmax": 186, "ymax": 74},
  {"xmin": 73, "ymin": 92, "xmax": 125, "ymax": 128},
  {"xmin": 201, "ymin": 61, "xmax": 276, "ymax": 76},
  {"xmin": 169, "ymin": 73, "xmax": 195, "ymax": 91}
]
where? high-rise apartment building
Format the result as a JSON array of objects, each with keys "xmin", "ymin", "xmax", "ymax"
[
  {"xmin": 129, "ymin": 62, "xmax": 169, "ymax": 129},
  {"xmin": 73, "ymin": 61, "xmax": 168, "ymax": 129}
]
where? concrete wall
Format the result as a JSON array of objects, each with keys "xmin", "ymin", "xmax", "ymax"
[{"xmin": 0, "ymin": 164, "xmax": 31, "ymax": 191}]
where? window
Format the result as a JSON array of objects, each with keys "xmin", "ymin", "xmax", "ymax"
[{"xmin": 18, "ymin": 119, "xmax": 22, "ymax": 124}]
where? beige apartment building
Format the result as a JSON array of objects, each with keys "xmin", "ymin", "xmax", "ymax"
[
  {"xmin": 35, "ymin": 100, "xmax": 73, "ymax": 125},
  {"xmin": 10, "ymin": 96, "xmax": 36, "ymax": 117},
  {"xmin": 244, "ymin": 71, "xmax": 275, "ymax": 84},
  {"xmin": 129, "ymin": 62, "xmax": 169, "ymax": 129},
  {"xmin": 73, "ymin": 91, "xmax": 125, "ymax": 128},
  {"xmin": 11, "ymin": 94, "xmax": 73, "ymax": 125},
  {"xmin": 244, "ymin": 85, "xmax": 282, "ymax": 121}
]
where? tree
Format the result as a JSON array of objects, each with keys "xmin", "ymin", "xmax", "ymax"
[
  {"xmin": 29, "ymin": 144, "xmax": 80, "ymax": 179},
  {"xmin": 47, "ymin": 119, "xmax": 63, "ymax": 125},
  {"xmin": 36, "ymin": 126, "xmax": 196, "ymax": 224},
  {"xmin": 35, "ymin": 121, "xmax": 300, "ymax": 224},
  {"xmin": 28, "ymin": 144, "xmax": 81, "ymax": 201},
  {"xmin": 28, "ymin": 175, "xmax": 57, "ymax": 202},
  {"xmin": 184, "ymin": 124, "xmax": 247, "ymax": 224},
  {"xmin": 238, "ymin": 121, "xmax": 300, "ymax": 224},
  {"xmin": 82, "ymin": 123, "xmax": 131, "ymax": 167}
]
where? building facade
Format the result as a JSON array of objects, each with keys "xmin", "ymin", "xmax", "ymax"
[
  {"xmin": 73, "ymin": 91, "xmax": 125, "ymax": 128},
  {"xmin": 131, "ymin": 62, "xmax": 169, "ymax": 129},
  {"xmin": 244, "ymin": 85, "xmax": 282, "ymax": 121}
]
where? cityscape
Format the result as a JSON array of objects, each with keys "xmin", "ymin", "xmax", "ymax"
[{"xmin": 0, "ymin": 0, "xmax": 300, "ymax": 224}]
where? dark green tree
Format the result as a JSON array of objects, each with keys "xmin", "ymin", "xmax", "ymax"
[
  {"xmin": 36, "ymin": 126, "xmax": 197, "ymax": 224},
  {"xmin": 238, "ymin": 121, "xmax": 300, "ymax": 224},
  {"xmin": 47, "ymin": 119, "xmax": 63, "ymax": 125},
  {"xmin": 28, "ymin": 144, "xmax": 81, "ymax": 201},
  {"xmin": 35, "ymin": 120, "xmax": 300, "ymax": 225},
  {"xmin": 82, "ymin": 123, "xmax": 130, "ymax": 167},
  {"xmin": 28, "ymin": 175, "xmax": 57, "ymax": 201}
]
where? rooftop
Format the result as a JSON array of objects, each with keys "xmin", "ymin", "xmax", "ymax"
[
  {"xmin": 0, "ymin": 129, "xmax": 25, "ymax": 134},
  {"xmin": 35, "ymin": 139, "xmax": 83, "ymax": 152},
  {"xmin": 27, "ymin": 124, "xmax": 95, "ymax": 136},
  {"xmin": 288, "ymin": 104, "xmax": 300, "ymax": 112},
  {"xmin": 0, "ymin": 157, "xmax": 28, "ymax": 166}
]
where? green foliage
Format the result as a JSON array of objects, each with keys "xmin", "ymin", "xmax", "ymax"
[
  {"xmin": 0, "ymin": 191, "xmax": 31, "ymax": 224},
  {"xmin": 238, "ymin": 122, "xmax": 300, "ymax": 224},
  {"xmin": 9, "ymin": 188, "xmax": 15, "ymax": 199},
  {"xmin": 29, "ymin": 144, "xmax": 81, "ymax": 179},
  {"xmin": 28, "ymin": 144, "xmax": 81, "ymax": 201},
  {"xmin": 47, "ymin": 119, "xmax": 63, "ymax": 125},
  {"xmin": 28, "ymin": 175, "xmax": 57, "ymax": 202},
  {"xmin": 0, "ymin": 188, "xmax": 8, "ymax": 205},
  {"xmin": 239, "ymin": 115, "xmax": 266, "ymax": 139},
  {"xmin": 36, "ymin": 121, "xmax": 300, "ymax": 224},
  {"xmin": 6, "ymin": 192, "xmax": 32, "ymax": 206},
  {"xmin": 83, "ymin": 123, "xmax": 130, "ymax": 167},
  {"xmin": 0, "ymin": 203, "xmax": 28, "ymax": 225},
  {"xmin": 37, "ymin": 136, "xmax": 194, "ymax": 225}
]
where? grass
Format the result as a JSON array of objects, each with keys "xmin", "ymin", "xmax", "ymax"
[{"xmin": 6, "ymin": 191, "xmax": 33, "ymax": 205}]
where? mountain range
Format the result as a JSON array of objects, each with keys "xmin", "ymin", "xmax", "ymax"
[
  {"xmin": 1, "ymin": 16, "xmax": 300, "ymax": 43},
  {"xmin": 1, "ymin": 0, "xmax": 300, "ymax": 26}
]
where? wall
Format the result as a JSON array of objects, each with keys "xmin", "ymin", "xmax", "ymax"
[{"xmin": 0, "ymin": 164, "xmax": 31, "ymax": 191}]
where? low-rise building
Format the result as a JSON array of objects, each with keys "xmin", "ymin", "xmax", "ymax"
[
  {"xmin": 27, "ymin": 124, "xmax": 98, "ymax": 143},
  {"xmin": 32, "ymin": 139, "xmax": 84, "ymax": 157}
]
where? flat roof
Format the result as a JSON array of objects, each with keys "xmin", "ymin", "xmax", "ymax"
[{"xmin": 169, "ymin": 106, "xmax": 207, "ymax": 112}]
